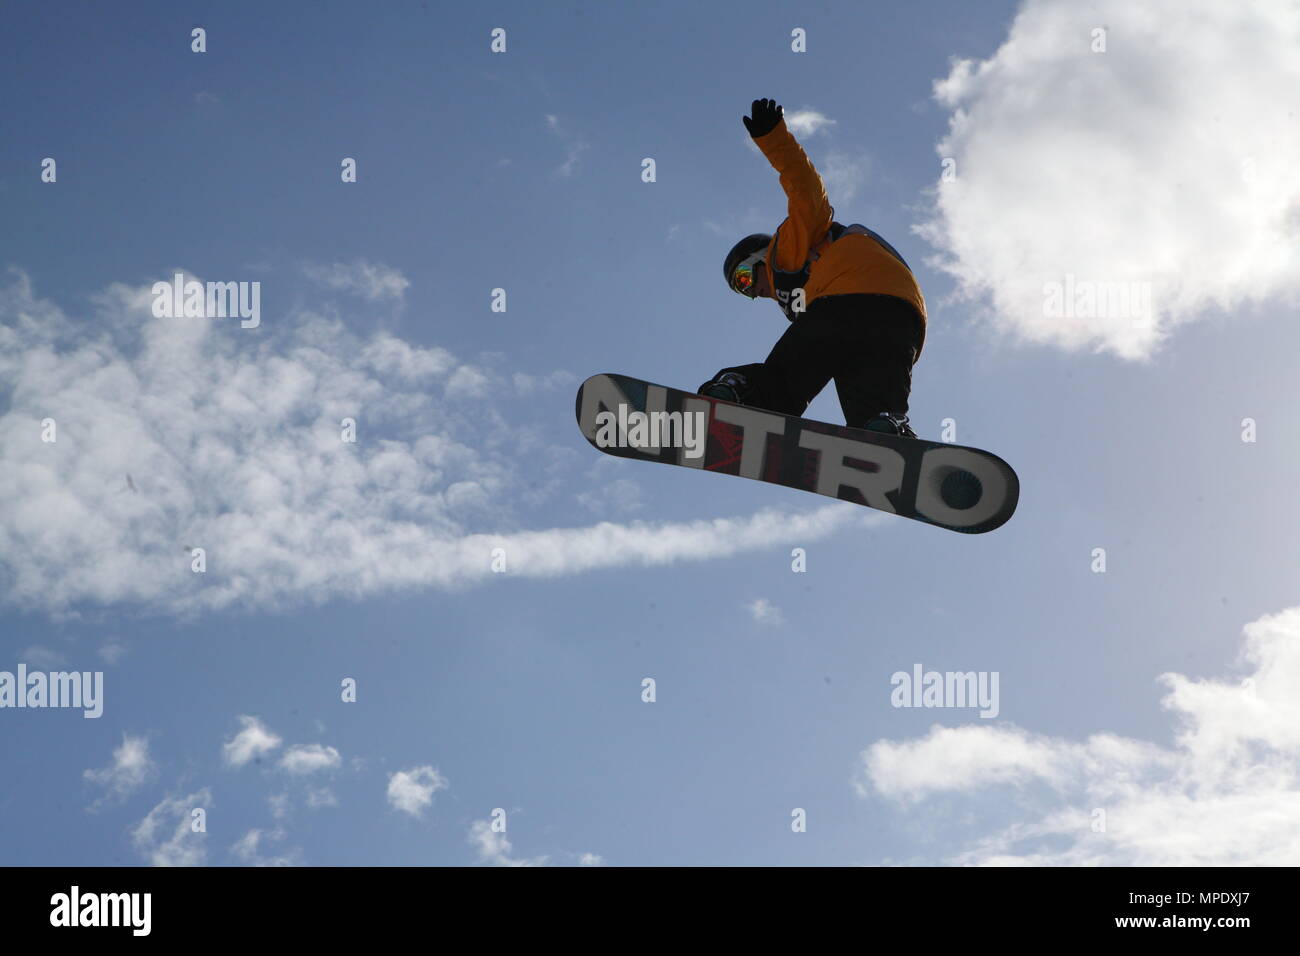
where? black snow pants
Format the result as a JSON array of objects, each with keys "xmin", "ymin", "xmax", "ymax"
[{"xmin": 705, "ymin": 293, "xmax": 924, "ymax": 428}]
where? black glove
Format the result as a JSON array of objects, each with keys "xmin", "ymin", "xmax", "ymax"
[{"xmin": 742, "ymin": 98, "xmax": 783, "ymax": 139}]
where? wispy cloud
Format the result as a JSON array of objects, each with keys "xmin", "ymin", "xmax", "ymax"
[
  {"xmin": 859, "ymin": 605, "xmax": 1300, "ymax": 865},
  {"xmin": 575, "ymin": 474, "xmax": 644, "ymax": 515},
  {"xmin": 306, "ymin": 787, "xmax": 338, "ymax": 809},
  {"xmin": 470, "ymin": 504, "xmax": 865, "ymax": 580},
  {"xmin": 446, "ymin": 364, "xmax": 491, "ymax": 398},
  {"xmin": 231, "ymin": 827, "xmax": 299, "ymax": 866},
  {"xmin": 746, "ymin": 598, "xmax": 784, "ymax": 626},
  {"xmin": 300, "ymin": 259, "xmax": 410, "ymax": 302},
  {"xmin": 819, "ymin": 150, "xmax": 872, "ymax": 204},
  {"xmin": 511, "ymin": 369, "xmax": 577, "ymax": 394},
  {"xmin": 0, "ymin": 270, "xmax": 866, "ymax": 617},
  {"xmin": 84, "ymin": 734, "xmax": 156, "ymax": 807},
  {"xmin": 19, "ymin": 645, "xmax": 65, "ymax": 669},
  {"xmin": 132, "ymin": 789, "xmax": 211, "ymax": 867},
  {"xmin": 545, "ymin": 114, "xmax": 590, "ymax": 177},
  {"xmin": 468, "ymin": 819, "xmax": 547, "ymax": 867},
  {"xmin": 98, "ymin": 642, "xmax": 127, "ymax": 665}
]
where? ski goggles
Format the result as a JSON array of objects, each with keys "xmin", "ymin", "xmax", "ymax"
[{"xmin": 729, "ymin": 251, "xmax": 765, "ymax": 297}]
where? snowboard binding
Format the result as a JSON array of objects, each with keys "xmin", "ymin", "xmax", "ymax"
[
  {"xmin": 698, "ymin": 370, "xmax": 752, "ymax": 404},
  {"xmin": 864, "ymin": 411, "xmax": 917, "ymax": 439}
]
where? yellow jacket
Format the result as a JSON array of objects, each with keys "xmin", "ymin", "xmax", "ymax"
[{"xmin": 753, "ymin": 118, "xmax": 926, "ymax": 354}]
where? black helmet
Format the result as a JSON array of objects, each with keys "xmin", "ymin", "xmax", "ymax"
[{"xmin": 723, "ymin": 233, "xmax": 772, "ymax": 290}]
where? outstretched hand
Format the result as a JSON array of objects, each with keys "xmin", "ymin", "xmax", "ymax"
[{"xmin": 742, "ymin": 98, "xmax": 783, "ymax": 139}]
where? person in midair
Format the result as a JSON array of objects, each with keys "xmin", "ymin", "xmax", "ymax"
[{"xmin": 701, "ymin": 98, "xmax": 926, "ymax": 438}]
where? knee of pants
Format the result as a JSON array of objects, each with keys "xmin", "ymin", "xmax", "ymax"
[{"xmin": 748, "ymin": 366, "xmax": 807, "ymax": 416}]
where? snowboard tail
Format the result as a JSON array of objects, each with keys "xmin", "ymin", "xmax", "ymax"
[{"xmin": 575, "ymin": 373, "xmax": 1019, "ymax": 534}]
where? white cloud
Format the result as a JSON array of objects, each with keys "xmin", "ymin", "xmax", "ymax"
[
  {"xmin": 386, "ymin": 766, "xmax": 449, "ymax": 817},
  {"xmin": 359, "ymin": 334, "xmax": 455, "ymax": 380},
  {"xmin": 301, "ymin": 260, "xmax": 410, "ymax": 302},
  {"xmin": 231, "ymin": 827, "xmax": 298, "ymax": 866},
  {"xmin": 575, "ymin": 477, "xmax": 644, "ymax": 515},
  {"xmin": 98, "ymin": 642, "xmax": 127, "ymax": 665},
  {"xmin": 819, "ymin": 150, "xmax": 871, "ymax": 205},
  {"xmin": 20, "ymin": 645, "xmax": 65, "ymax": 669},
  {"xmin": 279, "ymin": 743, "xmax": 341, "ymax": 775},
  {"xmin": 511, "ymin": 369, "xmax": 577, "ymax": 394},
  {"xmin": 0, "ymin": 270, "xmax": 866, "ymax": 616},
  {"xmin": 269, "ymin": 793, "xmax": 291, "ymax": 820},
  {"xmin": 445, "ymin": 364, "xmax": 490, "ymax": 398},
  {"xmin": 746, "ymin": 598, "xmax": 784, "ymax": 626},
  {"xmin": 132, "ymin": 789, "xmax": 210, "ymax": 867},
  {"xmin": 917, "ymin": 0, "xmax": 1300, "ymax": 359},
  {"xmin": 468, "ymin": 819, "xmax": 548, "ymax": 867},
  {"xmin": 578, "ymin": 852, "xmax": 604, "ymax": 866},
  {"xmin": 467, "ymin": 504, "xmax": 866, "ymax": 580},
  {"xmin": 84, "ymin": 734, "xmax": 155, "ymax": 805},
  {"xmin": 859, "ymin": 605, "xmax": 1300, "ymax": 865},
  {"xmin": 784, "ymin": 109, "xmax": 837, "ymax": 137},
  {"xmin": 222, "ymin": 716, "xmax": 282, "ymax": 767},
  {"xmin": 306, "ymin": 787, "xmax": 338, "ymax": 809}
]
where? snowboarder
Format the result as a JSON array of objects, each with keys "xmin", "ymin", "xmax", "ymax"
[{"xmin": 701, "ymin": 98, "xmax": 927, "ymax": 438}]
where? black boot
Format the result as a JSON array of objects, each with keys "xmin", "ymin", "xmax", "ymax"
[
  {"xmin": 864, "ymin": 411, "xmax": 917, "ymax": 439},
  {"xmin": 699, "ymin": 371, "xmax": 751, "ymax": 403}
]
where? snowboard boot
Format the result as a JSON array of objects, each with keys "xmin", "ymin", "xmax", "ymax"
[
  {"xmin": 699, "ymin": 371, "xmax": 751, "ymax": 403},
  {"xmin": 863, "ymin": 411, "xmax": 917, "ymax": 439}
]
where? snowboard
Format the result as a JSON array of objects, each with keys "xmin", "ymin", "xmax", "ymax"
[{"xmin": 575, "ymin": 373, "xmax": 1019, "ymax": 534}]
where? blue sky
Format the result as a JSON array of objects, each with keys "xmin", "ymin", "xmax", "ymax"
[{"xmin": 3, "ymin": 0, "xmax": 1300, "ymax": 866}]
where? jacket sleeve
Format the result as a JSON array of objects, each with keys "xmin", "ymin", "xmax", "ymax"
[{"xmin": 753, "ymin": 118, "xmax": 833, "ymax": 270}]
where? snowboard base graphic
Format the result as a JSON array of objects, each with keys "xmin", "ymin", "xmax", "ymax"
[{"xmin": 575, "ymin": 373, "xmax": 1019, "ymax": 534}]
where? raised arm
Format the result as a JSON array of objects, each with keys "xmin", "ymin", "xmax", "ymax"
[{"xmin": 744, "ymin": 99, "xmax": 833, "ymax": 269}]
